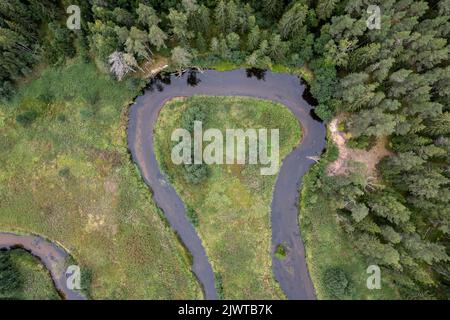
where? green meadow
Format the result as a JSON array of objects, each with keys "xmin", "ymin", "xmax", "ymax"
[{"xmin": 0, "ymin": 58, "xmax": 201, "ymax": 299}]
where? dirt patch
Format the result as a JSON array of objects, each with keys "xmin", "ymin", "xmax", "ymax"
[
  {"xmin": 104, "ymin": 178, "xmax": 118, "ymax": 194},
  {"xmin": 139, "ymin": 56, "xmax": 169, "ymax": 79},
  {"xmin": 87, "ymin": 149, "xmax": 123, "ymax": 176},
  {"xmin": 228, "ymin": 164, "xmax": 244, "ymax": 178},
  {"xmin": 327, "ymin": 116, "xmax": 393, "ymax": 178},
  {"xmin": 85, "ymin": 213, "xmax": 106, "ymax": 232}
]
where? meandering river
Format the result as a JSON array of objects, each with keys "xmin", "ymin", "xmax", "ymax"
[{"xmin": 128, "ymin": 69, "xmax": 326, "ymax": 300}]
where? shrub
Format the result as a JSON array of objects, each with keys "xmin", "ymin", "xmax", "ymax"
[
  {"xmin": 126, "ymin": 77, "xmax": 144, "ymax": 92},
  {"xmin": 44, "ymin": 22, "xmax": 76, "ymax": 66},
  {"xmin": 322, "ymin": 267, "xmax": 350, "ymax": 298},
  {"xmin": 181, "ymin": 104, "xmax": 207, "ymax": 133},
  {"xmin": 57, "ymin": 114, "xmax": 67, "ymax": 122},
  {"xmin": 315, "ymin": 104, "xmax": 333, "ymax": 122},
  {"xmin": 0, "ymin": 251, "xmax": 22, "ymax": 296},
  {"xmin": 186, "ymin": 207, "xmax": 199, "ymax": 227},
  {"xmin": 184, "ymin": 163, "xmax": 209, "ymax": 184},
  {"xmin": 215, "ymin": 273, "xmax": 225, "ymax": 300},
  {"xmin": 275, "ymin": 244, "xmax": 287, "ymax": 260},
  {"xmin": 58, "ymin": 167, "xmax": 71, "ymax": 178},
  {"xmin": 85, "ymin": 90, "xmax": 100, "ymax": 106},
  {"xmin": 80, "ymin": 108, "xmax": 95, "ymax": 120},
  {"xmin": 181, "ymin": 103, "xmax": 210, "ymax": 184},
  {"xmin": 347, "ymin": 135, "xmax": 375, "ymax": 150},
  {"xmin": 16, "ymin": 110, "xmax": 39, "ymax": 126},
  {"xmin": 80, "ymin": 266, "xmax": 93, "ymax": 298},
  {"xmin": 0, "ymin": 81, "xmax": 15, "ymax": 100},
  {"xmin": 38, "ymin": 91, "xmax": 54, "ymax": 104}
]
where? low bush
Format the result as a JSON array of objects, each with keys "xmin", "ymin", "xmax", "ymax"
[
  {"xmin": 16, "ymin": 110, "xmax": 39, "ymax": 126},
  {"xmin": 322, "ymin": 267, "xmax": 350, "ymax": 299},
  {"xmin": 275, "ymin": 245, "xmax": 287, "ymax": 260},
  {"xmin": 347, "ymin": 135, "xmax": 376, "ymax": 150},
  {"xmin": 0, "ymin": 251, "xmax": 22, "ymax": 296}
]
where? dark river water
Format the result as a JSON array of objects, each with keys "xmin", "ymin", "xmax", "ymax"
[{"xmin": 128, "ymin": 69, "xmax": 326, "ymax": 300}]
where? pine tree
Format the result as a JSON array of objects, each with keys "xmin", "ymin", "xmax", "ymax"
[
  {"xmin": 168, "ymin": 9, "xmax": 193, "ymax": 44},
  {"xmin": 112, "ymin": 7, "xmax": 133, "ymax": 27},
  {"xmin": 279, "ymin": 3, "xmax": 308, "ymax": 39},
  {"xmin": 316, "ymin": 0, "xmax": 338, "ymax": 20},
  {"xmin": 247, "ymin": 26, "xmax": 261, "ymax": 51},
  {"xmin": 403, "ymin": 234, "xmax": 449, "ymax": 265},
  {"xmin": 171, "ymin": 47, "xmax": 192, "ymax": 74},
  {"xmin": 262, "ymin": 0, "xmax": 282, "ymax": 19},
  {"xmin": 214, "ymin": 0, "xmax": 227, "ymax": 33},
  {"xmin": 125, "ymin": 27, "xmax": 152, "ymax": 61},
  {"xmin": 0, "ymin": 252, "xmax": 22, "ymax": 296},
  {"xmin": 367, "ymin": 193, "xmax": 411, "ymax": 226},
  {"xmin": 149, "ymin": 25, "xmax": 167, "ymax": 51},
  {"xmin": 355, "ymin": 234, "xmax": 401, "ymax": 269},
  {"xmin": 226, "ymin": 33, "xmax": 240, "ymax": 51},
  {"xmin": 136, "ymin": 3, "xmax": 160, "ymax": 28}
]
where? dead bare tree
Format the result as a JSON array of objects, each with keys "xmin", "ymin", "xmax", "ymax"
[{"xmin": 108, "ymin": 51, "xmax": 134, "ymax": 81}]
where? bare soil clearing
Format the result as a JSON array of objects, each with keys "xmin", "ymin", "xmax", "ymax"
[
  {"xmin": 327, "ymin": 116, "xmax": 392, "ymax": 178},
  {"xmin": 139, "ymin": 56, "xmax": 169, "ymax": 78}
]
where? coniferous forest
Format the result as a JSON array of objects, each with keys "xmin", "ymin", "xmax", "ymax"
[{"xmin": 0, "ymin": 0, "xmax": 449, "ymax": 300}]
